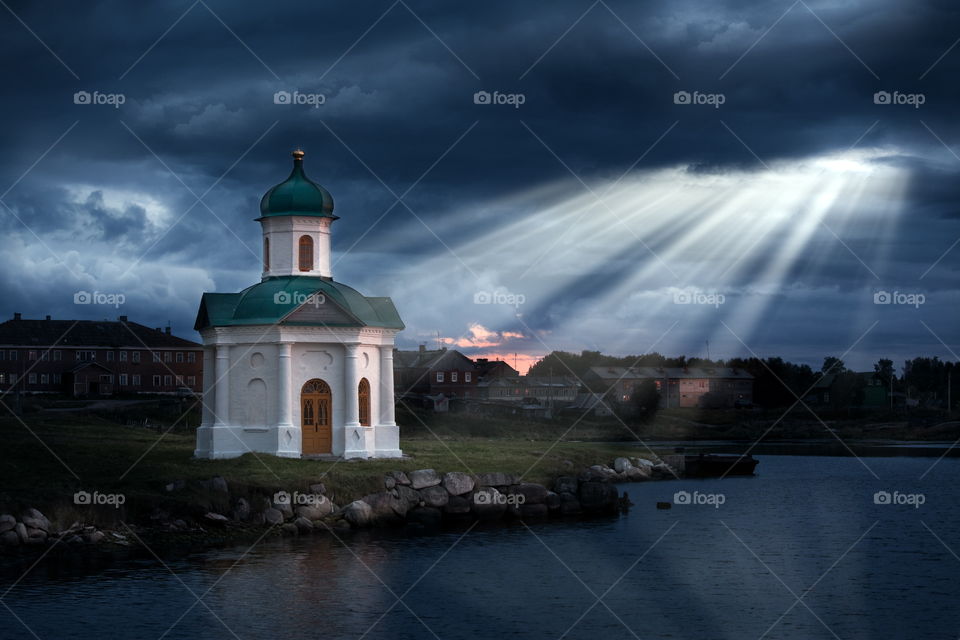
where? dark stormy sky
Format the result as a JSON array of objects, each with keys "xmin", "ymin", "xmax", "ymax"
[{"xmin": 2, "ymin": 0, "xmax": 959, "ymax": 372}]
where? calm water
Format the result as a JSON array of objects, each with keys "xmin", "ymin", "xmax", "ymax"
[{"xmin": 2, "ymin": 453, "xmax": 958, "ymax": 640}]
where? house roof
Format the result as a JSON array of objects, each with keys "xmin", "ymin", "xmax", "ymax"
[
  {"xmin": 0, "ymin": 317, "xmax": 200, "ymax": 348},
  {"xmin": 195, "ymin": 276, "xmax": 404, "ymax": 330},
  {"xmin": 394, "ymin": 348, "xmax": 475, "ymax": 371},
  {"xmin": 586, "ymin": 366, "xmax": 753, "ymax": 380},
  {"xmin": 810, "ymin": 371, "xmax": 882, "ymax": 390}
]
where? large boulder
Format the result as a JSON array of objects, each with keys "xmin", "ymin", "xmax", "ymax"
[
  {"xmin": 409, "ymin": 469, "xmax": 441, "ymax": 490},
  {"xmin": 208, "ymin": 476, "xmax": 229, "ymax": 493},
  {"xmin": 296, "ymin": 495, "xmax": 335, "ymax": 519},
  {"xmin": 580, "ymin": 466, "xmax": 616, "ymax": 482},
  {"xmin": 443, "ymin": 495, "xmax": 472, "ymax": 515},
  {"xmin": 516, "ymin": 483, "xmax": 548, "ymax": 505},
  {"xmin": 14, "ymin": 522, "xmax": 28, "ymax": 544},
  {"xmin": 471, "ymin": 488, "xmax": 508, "ymax": 519},
  {"xmin": 0, "ymin": 530, "xmax": 18, "ymax": 546},
  {"xmin": 633, "ymin": 457, "xmax": 655, "ymax": 469},
  {"xmin": 385, "ymin": 471, "xmax": 411, "ymax": 487},
  {"xmin": 24, "ymin": 527, "xmax": 47, "ymax": 545},
  {"xmin": 613, "ymin": 457, "xmax": 634, "ymax": 473},
  {"xmin": 0, "ymin": 514, "xmax": 16, "ymax": 533},
  {"xmin": 233, "ymin": 498, "xmax": 251, "ymax": 521},
  {"xmin": 293, "ymin": 517, "xmax": 313, "ymax": 533},
  {"xmin": 578, "ymin": 481, "xmax": 619, "ymax": 514},
  {"xmin": 362, "ymin": 492, "xmax": 405, "ymax": 524},
  {"xmin": 204, "ymin": 513, "xmax": 230, "ymax": 526},
  {"xmin": 263, "ymin": 508, "xmax": 285, "ymax": 525},
  {"xmin": 309, "ymin": 483, "xmax": 327, "ymax": 495},
  {"xmin": 553, "ymin": 476, "xmax": 578, "ymax": 495},
  {"xmin": 20, "ymin": 508, "xmax": 51, "ymax": 532},
  {"xmin": 545, "ymin": 491, "xmax": 561, "ymax": 512},
  {"xmin": 395, "ymin": 486, "xmax": 423, "ymax": 512},
  {"xmin": 343, "ymin": 500, "xmax": 374, "ymax": 528},
  {"xmin": 558, "ymin": 492, "xmax": 582, "ymax": 515},
  {"xmin": 476, "ymin": 472, "xmax": 518, "ymax": 487},
  {"xmin": 419, "ymin": 485, "xmax": 450, "ymax": 508},
  {"xmin": 272, "ymin": 497, "xmax": 294, "ymax": 519},
  {"xmin": 442, "ymin": 472, "xmax": 475, "ymax": 496},
  {"xmin": 626, "ymin": 465, "xmax": 651, "ymax": 481}
]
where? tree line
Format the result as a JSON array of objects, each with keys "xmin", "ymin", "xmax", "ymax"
[{"xmin": 527, "ymin": 350, "xmax": 959, "ymax": 410}]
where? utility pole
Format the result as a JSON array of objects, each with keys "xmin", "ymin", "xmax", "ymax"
[{"xmin": 706, "ymin": 339, "xmax": 710, "ymax": 362}]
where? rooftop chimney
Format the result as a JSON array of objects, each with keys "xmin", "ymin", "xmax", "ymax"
[
  {"xmin": 13, "ymin": 312, "xmax": 21, "ymax": 321},
  {"xmin": 165, "ymin": 326, "xmax": 171, "ymax": 335},
  {"xmin": 118, "ymin": 315, "xmax": 128, "ymax": 323},
  {"xmin": 45, "ymin": 315, "xmax": 51, "ymax": 321}
]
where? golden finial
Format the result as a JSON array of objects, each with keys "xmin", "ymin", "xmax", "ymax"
[{"xmin": 292, "ymin": 149, "xmax": 305, "ymax": 160}]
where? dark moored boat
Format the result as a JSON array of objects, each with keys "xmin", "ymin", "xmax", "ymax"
[{"xmin": 684, "ymin": 453, "xmax": 758, "ymax": 477}]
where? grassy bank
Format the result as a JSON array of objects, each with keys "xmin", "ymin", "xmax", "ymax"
[{"xmin": 0, "ymin": 412, "xmax": 663, "ymax": 528}]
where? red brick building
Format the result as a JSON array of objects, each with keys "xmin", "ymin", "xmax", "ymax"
[{"xmin": 0, "ymin": 313, "xmax": 203, "ymax": 396}]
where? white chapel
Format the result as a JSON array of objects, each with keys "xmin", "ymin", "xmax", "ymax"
[{"xmin": 194, "ymin": 150, "xmax": 404, "ymax": 459}]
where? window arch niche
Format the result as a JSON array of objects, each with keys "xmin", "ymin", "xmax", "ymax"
[
  {"xmin": 358, "ymin": 377, "xmax": 371, "ymax": 426},
  {"xmin": 263, "ymin": 237, "xmax": 270, "ymax": 271},
  {"xmin": 298, "ymin": 235, "xmax": 313, "ymax": 271}
]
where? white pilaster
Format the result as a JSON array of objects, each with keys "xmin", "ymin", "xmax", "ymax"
[
  {"xmin": 277, "ymin": 342, "xmax": 293, "ymax": 427},
  {"xmin": 344, "ymin": 344, "xmax": 360, "ymax": 427},
  {"xmin": 379, "ymin": 346, "xmax": 396, "ymax": 426},
  {"xmin": 214, "ymin": 345, "xmax": 230, "ymax": 426},
  {"xmin": 200, "ymin": 347, "xmax": 214, "ymax": 427}
]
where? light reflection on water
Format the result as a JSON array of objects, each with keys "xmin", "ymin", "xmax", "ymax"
[{"xmin": 1, "ymin": 454, "xmax": 957, "ymax": 640}]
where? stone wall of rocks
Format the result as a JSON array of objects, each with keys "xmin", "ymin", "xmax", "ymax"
[
  {"xmin": 0, "ymin": 454, "xmax": 683, "ymax": 548},
  {"xmin": 0, "ymin": 508, "xmax": 125, "ymax": 548}
]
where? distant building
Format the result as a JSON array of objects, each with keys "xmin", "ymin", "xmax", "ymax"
[
  {"xmin": 0, "ymin": 313, "xmax": 202, "ymax": 396},
  {"xmin": 394, "ymin": 346, "xmax": 479, "ymax": 398},
  {"xmin": 583, "ymin": 366, "xmax": 754, "ymax": 408},
  {"xmin": 805, "ymin": 372, "xmax": 889, "ymax": 409},
  {"xmin": 476, "ymin": 375, "xmax": 580, "ymax": 405}
]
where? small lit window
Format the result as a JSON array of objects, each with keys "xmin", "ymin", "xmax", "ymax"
[
  {"xmin": 187, "ymin": 376, "xmax": 195, "ymax": 386},
  {"xmin": 120, "ymin": 351, "xmax": 127, "ymax": 362},
  {"xmin": 176, "ymin": 352, "xmax": 184, "ymax": 363},
  {"xmin": 451, "ymin": 371, "xmax": 458, "ymax": 382},
  {"xmin": 164, "ymin": 375, "xmax": 172, "ymax": 386},
  {"xmin": 436, "ymin": 371, "xmax": 444, "ymax": 382},
  {"xmin": 164, "ymin": 352, "xmax": 172, "ymax": 363},
  {"xmin": 28, "ymin": 373, "xmax": 36, "ymax": 384},
  {"xmin": 299, "ymin": 235, "xmax": 314, "ymax": 271},
  {"xmin": 153, "ymin": 375, "xmax": 161, "ymax": 387},
  {"xmin": 107, "ymin": 352, "xmax": 114, "ymax": 362},
  {"xmin": 119, "ymin": 374, "xmax": 128, "ymax": 386},
  {"xmin": 40, "ymin": 374, "xmax": 48, "ymax": 384},
  {"xmin": 41, "ymin": 351, "xmax": 49, "ymax": 361},
  {"xmin": 132, "ymin": 351, "xmax": 141, "ymax": 363},
  {"xmin": 28, "ymin": 350, "xmax": 36, "ymax": 360},
  {"xmin": 187, "ymin": 352, "xmax": 196, "ymax": 363},
  {"xmin": 132, "ymin": 375, "xmax": 140, "ymax": 386},
  {"xmin": 152, "ymin": 353, "xmax": 160, "ymax": 363},
  {"xmin": 465, "ymin": 372, "xmax": 471, "ymax": 382}
]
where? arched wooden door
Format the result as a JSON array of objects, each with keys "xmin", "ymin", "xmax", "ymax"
[{"xmin": 301, "ymin": 379, "xmax": 332, "ymax": 454}]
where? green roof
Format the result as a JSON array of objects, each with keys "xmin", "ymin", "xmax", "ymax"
[
  {"xmin": 195, "ymin": 276, "xmax": 404, "ymax": 330},
  {"xmin": 258, "ymin": 150, "xmax": 336, "ymax": 219}
]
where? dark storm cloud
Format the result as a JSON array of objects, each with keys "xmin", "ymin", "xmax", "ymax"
[{"xmin": 0, "ymin": 0, "xmax": 958, "ymax": 362}]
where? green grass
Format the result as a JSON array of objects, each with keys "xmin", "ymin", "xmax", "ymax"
[{"xmin": 0, "ymin": 411, "xmax": 662, "ymax": 528}]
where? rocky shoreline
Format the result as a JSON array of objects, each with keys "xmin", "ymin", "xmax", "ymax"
[{"xmin": 0, "ymin": 455, "xmax": 683, "ymax": 554}]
